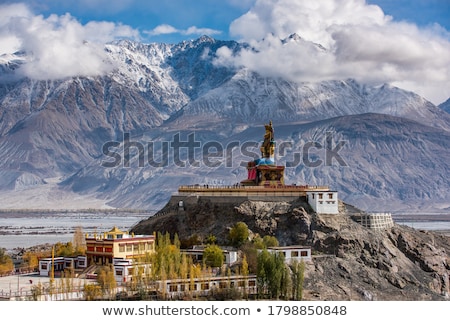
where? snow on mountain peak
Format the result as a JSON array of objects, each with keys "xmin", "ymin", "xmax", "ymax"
[{"xmin": 0, "ymin": 36, "xmax": 450, "ymax": 212}]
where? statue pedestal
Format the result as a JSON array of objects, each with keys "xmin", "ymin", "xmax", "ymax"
[
  {"xmin": 257, "ymin": 165, "xmax": 285, "ymax": 186},
  {"xmin": 240, "ymin": 162, "xmax": 285, "ymax": 186}
]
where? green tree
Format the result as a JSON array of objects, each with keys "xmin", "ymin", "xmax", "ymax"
[
  {"xmin": 181, "ymin": 234, "xmax": 202, "ymax": 248},
  {"xmin": 241, "ymin": 254, "xmax": 249, "ymax": 299},
  {"xmin": 228, "ymin": 222, "xmax": 249, "ymax": 247},
  {"xmin": 251, "ymin": 235, "xmax": 265, "ymax": 249},
  {"xmin": 257, "ymin": 249, "xmax": 287, "ymax": 299},
  {"xmin": 203, "ymin": 244, "xmax": 224, "ymax": 267},
  {"xmin": 240, "ymin": 242, "xmax": 258, "ymax": 273},
  {"xmin": 55, "ymin": 242, "xmax": 75, "ymax": 257},
  {"xmin": 290, "ymin": 260, "xmax": 305, "ymax": 300},
  {"xmin": 251, "ymin": 234, "xmax": 279, "ymax": 249},
  {"xmin": 205, "ymin": 234, "xmax": 217, "ymax": 244},
  {"xmin": 280, "ymin": 261, "xmax": 291, "ymax": 299},
  {"xmin": 152, "ymin": 232, "xmax": 182, "ymax": 280},
  {"xmin": 263, "ymin": 235, "xmax": 279, "ymax": 248}
]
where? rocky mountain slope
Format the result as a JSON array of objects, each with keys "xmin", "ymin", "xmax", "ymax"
[
  {"xmin": 0, "ymin": 36, "xmax": 449, "ymax": 212},
  {"xmin": 60, "ymin": 112, "xmax": 450, "ymax": 213},
  {"xmin": 440, "ymin": 98, "xmax": 450, "ymax": 114},
  {"xmin": 131, "ymin": 196, "xmax": 450, "ymax": 300}
]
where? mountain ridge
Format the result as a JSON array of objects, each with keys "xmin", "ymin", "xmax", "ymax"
[{"xmin": 0, "ymin": 36, "xmax": 449, "ymax": 212}]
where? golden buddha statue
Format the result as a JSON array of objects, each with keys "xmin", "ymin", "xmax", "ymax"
[{"xmin": 260, "ymin": 120, "xmax": 274, "ymax": 159}]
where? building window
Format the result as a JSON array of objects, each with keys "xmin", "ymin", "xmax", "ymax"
[
  {"xmin": 318, "ymin": 193, "xmax": 323, "ymax": 199},
  {"xmin": 300, "ymin": 250, "xmax": 308, "ymax": 257},
  {"xmin": 115, "ymin": 269, "xmax": 123, "ymax": 276},
  {"xmin": 249, "ymin": 280, "xmax": 256, "ymax": 287},
  {"xmin": 201, "ymin": 283, "xmax": 209, "ymax": 290},
  {"xmin": 126, "ymin": 245, "xmax": 132, "ymax": 252},
  {"xmin": 328, "ymin": 193, "xmax": 334, "ymax": 199},
  {"xmin": 119, "ymin": 245, "xmax": 125, "ymax": 252},
  {"xmin": 291, "ymin": 251, "xmax": 299, "ymax": 257},
  {"xmin": 169, "ymin": 285, "xmax": 178, "ymax": 292},
  {"xmin": 41, "ymin": 263, "xmax": 48, "ymax": 270}
]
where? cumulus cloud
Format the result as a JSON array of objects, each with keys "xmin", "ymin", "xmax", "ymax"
[
  {"xmin": 0, "ymin": 3, "xmax": 139, "ymax": 80},
  {"xmin": 215, "ymin": 0, "xmax": 450, "ymax": 105},
  {"xmin": 146, "ymin": 24, "xmax": 179, "ymax": 36},
  {"xmin": 145, "ymin": 24, "xmax": 221, "ymax": 37}
]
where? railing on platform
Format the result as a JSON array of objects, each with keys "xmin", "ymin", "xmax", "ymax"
[{"xmin": 178, "ymin": 184, "xmax": 330, "ymax": 192}]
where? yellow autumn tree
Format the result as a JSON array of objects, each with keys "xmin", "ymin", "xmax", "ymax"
[{"xmin": 0, "ymin": 248, "xmax": 14, "ymax": 275}]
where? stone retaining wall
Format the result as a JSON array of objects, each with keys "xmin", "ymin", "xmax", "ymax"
[{"xmin": 358, "ymin": 213, "xmax": 394, "ymax": 230}]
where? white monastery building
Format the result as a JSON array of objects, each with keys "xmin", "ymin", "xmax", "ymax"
[{"xmin": 306, "ymin": 190, "xmax": 339, "ymax": 214}]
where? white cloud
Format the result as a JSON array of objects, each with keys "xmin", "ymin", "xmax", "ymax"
[
  {"xmin": 145, "ymin": 24, "xmax": 221, "ymax": 37},
  {"xmin": 146, "ymin": 24, "xmax": 179, "ymax": 36},
  {"xmin": 216, "ymin": 0, "xmax": 450, "ymax": 104},
  {"xmin": 0, "ymin": 3, "xmax": 140, "ymax": 80},
  {"xmin": 183, "ymin": 26, "xmax": 221, "ymax": 36}
]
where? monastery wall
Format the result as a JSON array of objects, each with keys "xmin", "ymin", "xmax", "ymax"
[
  {"xmin": 358, "ymin": 213, "xmax": 394, "ymax": 230},
  {"xmin": 171, "ymin": 194, "xmax": 305, "ymax": 206}
]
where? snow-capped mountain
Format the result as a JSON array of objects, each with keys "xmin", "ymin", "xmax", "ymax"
[
  {"xmin": 0, "ymin": 36, "xmax": 449, "ymax": 212},
  {"xmin": 439, "ymin": 98, "xmax": 450, "ymax": 114}
]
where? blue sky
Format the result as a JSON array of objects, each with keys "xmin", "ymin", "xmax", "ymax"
[
  {"xmin": 3, "ymin": 0, "xmax": 449, "ymax": 43},
  {"xmin": 1, "ymin": 0, "xmax": 449, "ymax": 104}
]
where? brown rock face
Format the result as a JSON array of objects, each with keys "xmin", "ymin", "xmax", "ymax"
[{"xmin": 131, "ymin": 195, "xmax": 450, "ymax": 300}]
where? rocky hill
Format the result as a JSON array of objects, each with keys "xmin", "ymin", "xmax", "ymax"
[{"xmin": 131, "ymin": 196, "xmax": 450, "ymax": 300}]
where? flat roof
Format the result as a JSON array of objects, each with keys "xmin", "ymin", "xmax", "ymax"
[{"xmin": 267, "ymin": 246, "xmax": 311, "ymax": 250}]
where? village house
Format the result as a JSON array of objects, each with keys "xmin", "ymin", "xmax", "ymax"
[
  {"xmin": 181, "ymin": 245, "xmax": 239, "ymax": 266},
  {"xmin": 112, "ymin": 258, "xmax": 152, "ymax": 283},
  {"xmin": 38, "ymin": 227, "xmax": 155, "ymax": 277},
  {"xmin": 265, "ymin": 245, "xmax": 312, "ymax": 263},
  {"xmin": 39, "ymin": 255, "xmax": 87, "ymax": 277},
  {"xmin": 85, "ymin": 226, "xmax": 156, "ymax": 265}
]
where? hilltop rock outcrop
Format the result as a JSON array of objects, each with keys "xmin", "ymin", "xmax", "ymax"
[{"xmin": 131, "ymin": 196, "xmax": 450, "ymax": 300}]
